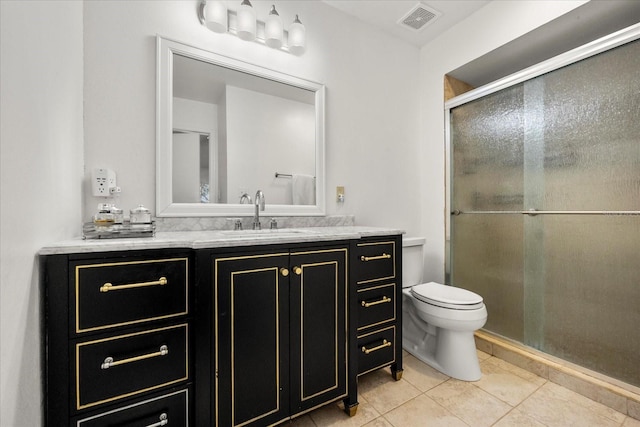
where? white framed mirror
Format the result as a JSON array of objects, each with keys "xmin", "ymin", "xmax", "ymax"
[{"xmin": 156, "ymin": 36, "xmax": 325, "ymax": 217}]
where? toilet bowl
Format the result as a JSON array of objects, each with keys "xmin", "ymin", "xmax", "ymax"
[{"xmin": 402, "ymin": 237, "xmax": 487, "ymax": 381}]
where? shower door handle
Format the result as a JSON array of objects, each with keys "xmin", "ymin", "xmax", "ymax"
[{"xmin": 451, "ymin": 210, "xmax": 640, "ymax": 216}]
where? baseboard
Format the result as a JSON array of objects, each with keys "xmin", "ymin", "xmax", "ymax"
[{"xmin": 475, "ymin": 330, "xmax": 640, "ymax": 421}]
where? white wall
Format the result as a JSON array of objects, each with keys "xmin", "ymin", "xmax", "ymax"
[
  {"xmin": 0, "ymin": 2, "xmax": 84, "ymax": 426},
  {"xmin": 226, "ymin": 86, "xmax": 315, "ymax": 205},
  {"xmin": 418, "ymin": 0, "xmax": 587, "ymax": 283},
  {"xmin": 82, "ymin": 0, "xmax": 422, "ymax": 234}
]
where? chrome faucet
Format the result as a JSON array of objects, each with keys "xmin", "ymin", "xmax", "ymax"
[{"xmin": 253, "ymin": 190, "xmax": 265, "ymax": 230}]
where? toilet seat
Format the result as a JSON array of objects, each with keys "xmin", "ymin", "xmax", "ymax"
[{"xmin": 411, "ymin": 282, "xmax": 484, "ymax": 310}]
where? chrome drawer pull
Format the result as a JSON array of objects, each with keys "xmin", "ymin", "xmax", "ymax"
[
  {"xmin": 361, "ymin": 339, "xmax": 392, "ymax": 355},
  {"xmin": 361, "ymin": 296, "xmax": 391, "ymax": 308},
  {"xmin": 360, "ymin": 253, "xmax": 391, "ymax": 262},
  {"xmin": 146, "ymin": 413, "xmax": 168, "ymax": 427},
  {"xmin": 100, "ymin": 345, "xmax": 169, "ymax": 369},
  {"xmin": 100, "ymin": 276, "xmax": 167, "ymax": 293}
]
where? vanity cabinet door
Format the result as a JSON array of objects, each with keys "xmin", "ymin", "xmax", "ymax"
[
  {"xmin": 214, "ymin": 252, "xmax": 291, "ymax": 427},
  {"xmin": 289, "ymin": 248, "xmax": 348, "ymax": 414}
]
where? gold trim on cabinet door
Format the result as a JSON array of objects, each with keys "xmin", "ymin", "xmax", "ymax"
[
  {"xmin": 299, "ymin": 260, "xmax": 340, "ymax": 402},
  {"xmin": 214, "ymin": 252, "xmax": 288, "ymax": 427},
  {"xmin": 291, "ymin": 247, "xmax": 348, "ymax": 403},
  {"xmin": 355, "ymin": 241, "xmax": 396, "ymax": 285},
  {"xmin": 75, "ymin": 257, "xmax": 189, "ymax": 334},
  {"xmin": 231, "ymin": 266, "xmax": 282, "ymax": 427},
  {"xmin": 75, "ymin": 323, "xmax": 189, "ymax": 410}
]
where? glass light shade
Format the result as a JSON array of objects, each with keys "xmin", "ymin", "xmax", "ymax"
[
  {"xmin": 265, "ymin": 5, "xmax": 283, "ymax": 49},
  {"xmin": 236, "ymin": 0, "xmax": 256, "ymax": 41},
  {"xmin": 204, "ymin": 1, "xmax": 227, "ymax": 33},
  {"xmin": 288, "ymin": 15, "xmax": 305, "ymax": 55}
]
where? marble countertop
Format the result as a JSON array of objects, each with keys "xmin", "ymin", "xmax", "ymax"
[{"xmin": 39, "ymin": 226, "xmax": 405, "ymax": 255}]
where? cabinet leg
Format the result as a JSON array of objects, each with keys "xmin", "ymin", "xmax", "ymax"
[
  {"xmin": 343, "ymin": 399, "xmax": 359, "ymax": 417},
  {"xmin": 391, "ymin": 368, "xmax": 403, "ymax": 381}
]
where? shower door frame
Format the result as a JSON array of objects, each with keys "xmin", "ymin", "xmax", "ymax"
[{"xmin": 443, "ymin": 23, "xmax": 640, "ymax": 284}]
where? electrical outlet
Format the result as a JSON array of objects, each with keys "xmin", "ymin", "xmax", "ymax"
[
  {"xmin": 92, "ymin": 168, "xmax": 117, "ymax": 197},
  {"xmin": 336, "ymin": 186, "xmax": 345, "ymax": 203}
]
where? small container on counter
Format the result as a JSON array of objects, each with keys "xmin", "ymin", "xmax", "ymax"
[
  {"xmin": 130, "ymin": 204, "xmax": 152, "ymax": 224},
  {"xmin": 111, "ymin": 206, "xmax": 124, "ymax": 225},
  {"xmin": 93, "ymin": 203, "xmax": 115, "ymax": 228}
]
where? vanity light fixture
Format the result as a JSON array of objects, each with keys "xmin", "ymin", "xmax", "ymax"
[
  {"xmin": 202, "ymin": 0, "xmax": 227, "ymax": 33},
  {"xmin": 288, "ymin": 14, "xmax": 305, "ymax": 55},
  {"xmin": 236, "ymin": 0, "xmax": 256, "ymax": 41},
  {"xmin": 198, "ymin": 1, "xmax": 306, "ymax": 55},
  {"xmin": 264, "ymin": 5, "xmax": 283, "ymax": 49}
]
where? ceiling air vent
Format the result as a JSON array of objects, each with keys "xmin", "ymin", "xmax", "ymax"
[{"xmin": 399, "ymin": 3, "xmax": 441, "ymax": 32}]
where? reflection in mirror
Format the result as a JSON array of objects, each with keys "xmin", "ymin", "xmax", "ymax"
[{"xmin": 157, "ymin": 37, "xmax": 325, "ymax": 217}]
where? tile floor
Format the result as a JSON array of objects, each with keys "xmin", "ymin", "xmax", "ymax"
[{"xmin": 290, "ymin": 350, "xmax": 640, "ymax": 426}]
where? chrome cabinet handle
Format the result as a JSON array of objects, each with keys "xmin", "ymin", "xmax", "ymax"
[
  {"xmin": 101, "ymin": 345, "xmax": 168, "ymax": 369},
  {"xmin": 146, "ymin": 413, "xmax": 168, "ymax": 427},
  {"xmin": 361, "ymin": 296, "xmax": 391, "ymax": 308},
  {"xmin": 360, "ymin": 253, "xmax": 391, "ymax": 262},
  {"xmin": 100, "ymin": 277, "xmax": 167, "ymax": 293},
  {"xmin": 361, "ymin": 339, "xmax": 392, "ymax": 355}
]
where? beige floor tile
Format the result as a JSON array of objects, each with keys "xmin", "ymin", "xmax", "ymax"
[
  {"xmin": 518, "ymin": 382, "xmax": 626, "ymax": 426},
  {"xmin": 401, "ymin": 353, "xmax": 449, "ymax": 392},
  {"xmin": 426, "ymin": 379, "xmax": 512, "ymax": 427},
  {"xmin": 362, "ymin": 417, "xmax": 394, "ymax": 427},
  {"xmin": 308, "ymin": 398, "xmax": 381, "ymax": 427},
  {"xmin": 492, "ymin": 408, "xmax": 547, "ymax": 426},
  {"xmin": 290, "ymin": 413, "xmax": 316, "ymax": 426},
  {"xmin": 383, "ymin": 394, "xmax": 468, "ymax": 427},
  {"xmin": 477, "ymin": 349, "xmax": 492, "ymax": 361},
  {"xmin": 474, "ymin": 357, "xmax": 545, "ymax": 406},
  {"xmin": 624, "ymin": 416, "xmax": 640, "ymax": 426},
  {"xmin": 358, "ymin": 369, "xmax": 422, "ymax": 415}
]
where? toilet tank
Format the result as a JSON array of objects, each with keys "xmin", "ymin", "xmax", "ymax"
[{"xmin": 402, "ymin": 237, "xmax": 425, "ymax": 288}]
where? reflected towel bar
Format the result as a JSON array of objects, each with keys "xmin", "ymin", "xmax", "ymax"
[{"xmin": 275, "ymin": 172, "xmax": 316, "ymax": 178}]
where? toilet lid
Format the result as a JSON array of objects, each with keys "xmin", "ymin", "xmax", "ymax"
[{"xmin": 411, "ymin": 282, "xmax": 484, "ymax": 310}]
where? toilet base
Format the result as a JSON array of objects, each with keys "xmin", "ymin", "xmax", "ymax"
[{"xmin": 402, "ymin": 300, "xmax": 483, "ymax": 381}]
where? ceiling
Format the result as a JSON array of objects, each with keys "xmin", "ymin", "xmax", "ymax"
[{"xmin": 321, "ymin": 0, "xmax": 490, "ymax": 47}]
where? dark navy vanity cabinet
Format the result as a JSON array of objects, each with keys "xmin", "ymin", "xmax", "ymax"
[
  {"xmin": 41, "ymin": 231, "xmax": 402, "ymax": 426},
  {"xmin": 41, "ymin": 249, "xmax": 193, "ymax": 427}
]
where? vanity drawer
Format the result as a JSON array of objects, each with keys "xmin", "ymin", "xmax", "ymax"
[
  {"xmin": 357, "ymin": 326, "xmax": 396, "ymax": 376},
  {"xmin": 357, "ymin": 283, "xmax": 396, "ymax": 331},
  {"xmin": 73, "ymin": 257, "xmax": 188, "ymax": 334},
  {"xmin": 76, "ymin": 389, "xmax": 189, "ymax": 427},
  {"xmin": 354, "ymin": 241, "xmax": 396, "ymax": 285},
  {"xmin": 75, "ymin": 324, "xmax": 189, "ymax": 410}
]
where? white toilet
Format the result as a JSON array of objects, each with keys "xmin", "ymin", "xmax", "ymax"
[{"xmin": 402, "ymin": 237, "xmax": 487, "ymax": 381}]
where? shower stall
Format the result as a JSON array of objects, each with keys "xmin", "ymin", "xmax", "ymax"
[{"xmin": 445, "ymin": 25, "xmax": 640, "ymax": 387}]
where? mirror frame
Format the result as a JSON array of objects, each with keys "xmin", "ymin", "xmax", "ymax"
[{"xmin": 156, "ymin": 36, "xmax": 326, "ymax": 217}]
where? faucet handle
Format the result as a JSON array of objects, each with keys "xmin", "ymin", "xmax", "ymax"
[
  {"xmin": 270, "ymin": 218, "xmax": 278, "ymax": 230},
  {"xmin": 234, "ymin": 219, "xmax": 243, "ymax": 230}
]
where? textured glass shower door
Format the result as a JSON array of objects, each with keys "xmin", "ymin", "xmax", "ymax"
[{"xmin": 449, "ymin": 39, "xmax": 640, "ymax": 386}]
